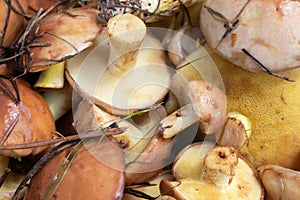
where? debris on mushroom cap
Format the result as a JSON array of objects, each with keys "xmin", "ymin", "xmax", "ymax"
[
  {"xmin": 28, "ymin": 8, "xmax": 102, "ymax": 72},
  {"xmin": 0, "ymin": 78, "xmax": 55, "ymax": 157},
  {"xmin": 200, "ymin": 0, "xmax": 300, "ymax": 72},
  {"xmin": 258, "ymin": 165, "xmax": 300, "ymax": 200},
  {"xmin": 216, "ymin": 112, "xmax": 251, "ymax": 151},
  {"xmin": 0, "ymin": 0, "xmax": 28, "ymax": 49},
  {"xmin": 25, "ymin": 138, "xmax": 125, "ymax": 200},
  {"xmin": 162, "ymin": 143, "xmax": 264, "ymax": 200},
  {"xmin": 66, "ymin": 13, "xmax": 171, "ymax": 116}
]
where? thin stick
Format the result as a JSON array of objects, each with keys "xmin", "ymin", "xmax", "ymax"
[
  {"xmin": 0, "ymin": 128, "xmax": 125, "ymax": 150},
  {"xmin": 241, "ymin": 48, "xmax": 295, "ymax": 82}
]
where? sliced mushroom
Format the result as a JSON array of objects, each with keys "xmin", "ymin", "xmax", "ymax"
[
  {"xmin": 200, "ymin": 0, "xmax": 300, "ymax": 72},
  {"xmin": 66, "ymin": 13, "xmax": 171, "ymax": 116},
  {"xmin": 161, "ymin": 144, "xmax": 264, "ymax": 199},
  {"xmin": 258, "ymin": 165, "xmax": 300, "ymax": 200},
  {"xmin": 28, "ymin": 8, "xmax": 102, "ymax": 72},
  {"xmin": 0, "ymin": 78, "xmax": 55, "ymax": 157}
]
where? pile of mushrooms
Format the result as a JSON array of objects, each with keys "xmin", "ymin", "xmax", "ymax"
[{"xmin": 1, "ymin": 0, "xmax": 300, "ymax": 199}]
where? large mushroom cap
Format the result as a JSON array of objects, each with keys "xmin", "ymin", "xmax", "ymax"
[
  {"xmin": 200, "ymin": 0, "xmax": 300, "ymax": 72},
  {"xmin": 25, "ymin": 138, "xmax": 125, "ymax": 200},
  {"xmin": 0, "ymin": 78, "xmax": 55, "ymax": 157}
]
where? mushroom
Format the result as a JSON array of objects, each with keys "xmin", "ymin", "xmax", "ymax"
[
  {"xmin": 66, "ymin": 13, "xmax": 171, "ymax": 116},
  {"xmin": 28, "ymin": 8, "xmax": 102, "ymax": 72},
  {"xmin": 200, "ymin": 0, "xmax": 300, "ymax": 72},
  {"xmin": 160, "ymin": 79, "xmax": 226, "ymax": 138},
  {"xmin": 216, "ymin": 112, "xmax": 251, "ymax": 151},
  {"xmin": 258, "ymin": 165, "xmax": 300, "ymax": 200},
  {"xmin": 123, "ymin": 170, "xmax": 174, "ymax": 200},
  {"xmin": 160, "ymin": 143, "xmax": 264, "ymax": 199},
  {"xmin": 25, "ymin": 137, "xmax": 125, "ymax": 200},
  {"xmin": 0, "ymin": 78, "xmax": 55, "ymax": 157},
  {"xmin": 73, "ymin": 98, "xmax": 171, "ymax": 185}
]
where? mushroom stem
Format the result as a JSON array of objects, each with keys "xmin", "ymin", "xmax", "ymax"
[
  {"xmin": 201, "ymin": 146, "xmax": 238, "ymax": 187},
  {"xmin": 107, "ymin": 13, "xmax": 147, "ymax": 75}
]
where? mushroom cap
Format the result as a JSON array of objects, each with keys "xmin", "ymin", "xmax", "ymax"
[
  {"xmin": 200, "ymin": 0, "xmax": 300, "ymax": 72},
  {"xmin": 25, "ymin": 138, "xmax": 125, "ymax": 200},
  {"xmin": 28, "ymin": 8, "xmax": 102, "ymax": 72},
  {"xmin": 0, "ymin": 78, "xmax": 55, "ymax": 157}
]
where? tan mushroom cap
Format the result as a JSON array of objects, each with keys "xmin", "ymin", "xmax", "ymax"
[
  {"xmin": 28, "ymin": 8, "xmax": 102, "ymax": 72},
  {"xmin": 0, "ymin": 79, "xmax": 55, "ymax": 157},
  {"xmin": 200, "ymin": 0, "xmax": 300, "ymax": 72}
]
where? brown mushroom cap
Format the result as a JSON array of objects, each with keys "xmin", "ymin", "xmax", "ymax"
[
  {"xmin": 0, "ymin": 78, "xmax": 55, "ymax": 157},
  {"xmin": 25, "ymin": 137, "xmax": 125, "ymax": 200},
  {"xmin": 0, "ymin": 0, "xmax": 28, "ymax": 49},
  {"xmin": 28, "ymin": 8, "xmax": 102, "ymax": 72}
]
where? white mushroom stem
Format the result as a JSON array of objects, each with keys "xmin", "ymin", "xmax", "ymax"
[
  {"xmin": 160, "ymin": 104, "xmax": 199, "ymax": 139},
  {"xmin": 107, "ymin": 13, "xmax": 147, "ymax": 75},
  {"xmin": 201, "ymin": 146, "xmax": 239, "ymax": 187}
]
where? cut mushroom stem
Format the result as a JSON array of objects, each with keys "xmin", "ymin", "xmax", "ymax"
[
  {"xmin": 160, "ymin": 104, "xmax": 199, "ymax": 139},
  {"xmin": 201, "ymin": 146, "xmax": 238, "ymax": 187},
  {"xmin": 216, "ymin": 112, "xmax": 251, "ymax": 150},
  {"xmin": 107, "ymin": 13, "xmax": 147, "ymax": 76},
  {"xmin": 66, "ymin": 13, "xmax": 171, "ymax": 115}
]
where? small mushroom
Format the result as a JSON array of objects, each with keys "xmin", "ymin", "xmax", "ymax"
[
  {"xmin": 216, "ymin": 112, "xmax": 251, "ymax": 150},
  {"xmin": 160, "ymin": 79, "xmax": 227, "ymax": 138},
  {"xmin": 123, "ymin": 170, "xmax": 174, "ymax": 200},
  {"xmin": 160, "ymin": 143, "xmax": 264, "ymax": 199},
  {"xmin": 258, "ymin": 165, "xmax": 300, "ymax": 200},
  {"xmin": 66, "ymin": 13, "xmax": 171, "ymax": 116}
]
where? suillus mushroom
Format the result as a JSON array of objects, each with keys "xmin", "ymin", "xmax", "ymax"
[
  {"xmin": 28, "ymin": 7, "xmax": 102, "ymax": 72},
  {"xmin": 24, "ymin": 137, "xmax": 125, "ymax": 200},
  {"xmin": 160, "ymin": 79, "xmax": 226, "ymax": 138},
  {"xmin": 66, "ymin": 13, "xmax": 171, "ymax": 116},
  {"xmin": 0, "ymin": 78, "xmax": 55, "ymax": 157},
  {"xmin": 258, "ymin": 165, "xmax": 300, "ymax": 200},
  {"xmin": 200, "ymin": 0, "xmax": 300, "ymax": 73},
  {"xmin": 160, "ymin": 143, "xmax": 264, "ymax": 199},
  {"xmin": 73, "ymin": 98, "xmax": 172, "ymax": 185},
  {"xmin": 208, "ymin": 50, "xmax": 300, "ymax": 170},
  {"xmin": 216, "ymin": 112, "xmax": 251, "ymax": 151}
]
